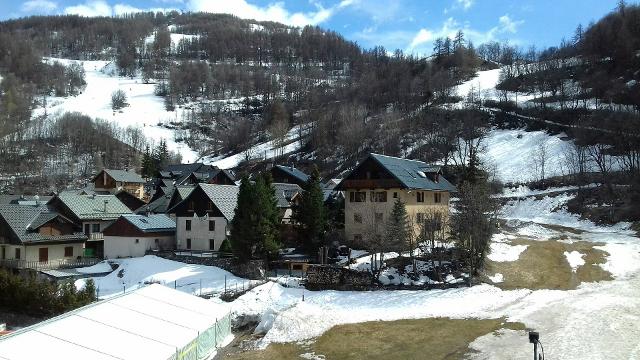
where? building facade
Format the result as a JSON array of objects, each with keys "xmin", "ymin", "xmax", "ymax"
[{"xmin": 337, "ymin": 153, "xmax": 456, "ymax": 245}]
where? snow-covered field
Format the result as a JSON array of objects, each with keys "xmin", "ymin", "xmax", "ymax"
[
  {"xmin": 226, "ymin": 191, "xmax": 640, "ymax": 359},
  {"xmin": 75, "ymin": 255, "xmax": 251, "ymax": 298}
]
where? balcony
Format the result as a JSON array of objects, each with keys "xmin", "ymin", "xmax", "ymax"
[
  {"xmin": 87, "ymin": 233, "xmax": 104, "ymax": 241},
  {"xmin": 339, "ymin": 179, "xmax": 401, "ymax": 190},
  {"xmin": 0, "ymin": 257, "xmax": 101, "ymax": 271}
]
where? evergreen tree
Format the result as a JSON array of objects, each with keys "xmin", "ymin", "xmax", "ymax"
[
  {"xmin": 229, "ymin": 176, "xmax": 258, "ymax": 262},
  {"xmin": 140, "ymin": 145, "xmax": 155, "ymax": 178},
  {"xmin": 293, "ymin": 166, "xmax": 327, "ymax": 253},
  {"xmin": 254, "ymin": 172, "xmax": 281, "ymax": 258},
  {"xmin": 384, "ymin": 198, "xmax": 410, "ymax": 253}
]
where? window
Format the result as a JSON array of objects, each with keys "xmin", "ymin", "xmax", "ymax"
[
  {"xmin": 92, "ymin": 223, "xmax": 100, "ymax": 233},
  {"xmin": 185, "ymin": 219, "xmax": 192, "ymax": 231},
  {"xmin": 84, "ymin": 224, "xmax": 90, "ymax": 235},
  {"xmin": 64, "ymin": 246, "xmax": 73, "ymax": 257},
  {"xmin": 15, "ymin": 248, "xmax": 20, "ymax": 259},
  {"xmin": 353, "ymin": 213, "xmax": 363, "ymax": 224},
  {"xmin": 375, "ymin": 213, "xmax": 383, "ymax": 223},
  {"xmin": 354, "ymin": 234, "xmax": 362, "ymax": 243},
  {"xmin": 417, "ymin": 192, "xmax": 425, "ymax": 203},
  {"xmin": 135, "ymin": 239, "xmax": 140, "ymax": 244},
  {"xmin": 434, "ymin": 192, "xmax": 442, "ymax": 203},
  {"xmin": 209, "ymin": 239, "xmax": 215, "ymax": 250},
  {"xmin": 209, "ymin": 220, "xmax": 215, "ymax": 231},
  {"xmin": 349, "ymin": 191, "xmax": 366, "ymax": 202},
  {"xmin": 393, "ymin": 192, "xmax": 398, "ymax": 198},
  {"xmin": 186, "ymin": 238, "xmax": 192, "ymax": 249},
  {"xmin": 188, "ymin": 201, "xmax": 195, "ymax": 211},
  {"xmin": 370, "ymin": 191, "xmax": 387, "ymax": 202}
]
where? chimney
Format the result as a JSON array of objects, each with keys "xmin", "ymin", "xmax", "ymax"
[
  {"xmin": 145, "ymin": 206, "xmax": 151, "ymax": 217},
  {"xmin": 103, "ymin": 199, "xmax": 109, "ymax": 212}
]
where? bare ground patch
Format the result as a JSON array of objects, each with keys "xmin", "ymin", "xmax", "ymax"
[
  {"xmin": 221, "ymin": 318, "xmax": 526, "ymax": 360},
  {"xmin": 485, "ymin": 239, "xmax": 611, "ymax": 290}
]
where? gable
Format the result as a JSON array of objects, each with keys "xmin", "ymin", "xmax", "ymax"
[
  {"xmin": 337, "ymin": 156, "xmax": 404, "ymax": 190},
  {"xmin": 168, "ymin": 186, "xmax": 224, "ymax": 218}
]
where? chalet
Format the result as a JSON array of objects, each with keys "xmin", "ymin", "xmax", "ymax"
[
  {"xmin": 336, "ymin": 153, "xmax": 456, "ymax": 245},
  {"xmin": 136, "ymin": 186, "xmax": 194, "ymax": 215},
  {"xmin": 167, "ymin": 184, "xmax": 238, "ymax": 251},
  {"xmin": 92, "ymin": 169, "xmax": 145, "ymax": 199},
  {"xmin": 0, "ymin": 204, "xmax": 88, "ymax": 269},
  {"xmin": 270, "ymin": 165, "xmax": 310, "ymax": 187},
  {"xmin": 47, "ymin": 193, "xmax": 132, "ymax": 258},
  {"xmin": 115, "ymin": 189, "xmax": 146, "ymax": 212},
  {"xmin": 273, "ymin": 183, "xmax": 303, "ymax": 224},
  {"xmin": 102, "ymin": 214, "xmax": 176, "ymax": 258},
  {"xmin": 159, "ymin": 163, "xmax": 235, "ymax": 186}
]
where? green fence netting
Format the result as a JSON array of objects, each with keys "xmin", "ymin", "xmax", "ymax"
[{"xmin": 168, "ymin": 311, "xmax": 232, "ymax": 360}]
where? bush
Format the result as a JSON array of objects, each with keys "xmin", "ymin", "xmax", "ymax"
[
  {"xmin": 0, "ymin": 270, "xmax": 95, "ymax": 317},
  {"xmin": 111, "ymin": 89, "xmax": 128, "ymax": 110},
  {"xmin": 219, "ymin": 239, "xmax": 232, "ymax": 253}
]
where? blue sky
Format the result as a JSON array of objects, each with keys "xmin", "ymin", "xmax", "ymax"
[{"xmin": 1, "ymin": 0, "xmax": 622, "ymax": 55}]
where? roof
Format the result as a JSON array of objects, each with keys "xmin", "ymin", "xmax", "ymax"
[
  {"xmin": 54, "ymin": 193, "xmax": 132, "ymax": 221},
  {"xmin": 95, "ymin": 169, "xmax": 145, "ymax": 184},
  {"xmin": 120, "ymin": 214, "xmax": 176, "ymax": 233},
  {"xmin": 274, "ymin": 165, "xmax": 310, "ymax": 184},
  {"xmin": 341, "ymin": 153, "xmax": 457, "ymax": 192},
  {"xmin": 198, "ymin": 184, "xmax": 240, "ymax": 221},
  {"xmin": 136, "ymin": 193, "xmax": 171, "ymax": 214},
  {"xmin": 0, "ymin": 195, "xmax": 52, "ymax": 205},
  {"xmin": 175, "ymin": 185, "xmax": 195, "ymax": 200},
  {"xmin": 0, "ymin": 284, "xmax": 231, "ymax": 360},
  {"xmin": 161, "ymin": 163, "xmax": 209, "ymax": 185},
  {"xmin": 0, "ymin": 204, "xmax": 86, "ymax": 245},
  {"xmin": 272, "ymin": 183, "xmax": 302, "ymax": 208}
]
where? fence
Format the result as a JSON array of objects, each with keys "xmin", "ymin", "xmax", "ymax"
[
  {"xmin": 170, "ymin": 311, "xmax": 232, "ymax": 360},
  {"xmin": 0, "ymin": 257, "xmax": 101, "ymax": 271}
]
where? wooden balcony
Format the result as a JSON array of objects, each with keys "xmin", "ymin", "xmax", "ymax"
[
  {"xmin": 338, "ymin": 179, "xmax": 402, "ymax": 190},
  {"xmin": 87, "ymin": 233, "xmax": 104, "ymax": 241},
  {"xmin": 0, "ymin": 257, "xmax": 101, "ymax": 271}
]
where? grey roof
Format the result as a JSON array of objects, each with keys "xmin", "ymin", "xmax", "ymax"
[
  {"xmin": 199, "ymin": 184, "xmax": 239, "ymax": 221},
  {"xmin": 272, "ymin": 183, "xmax": 302, "ymax": 208},
  {"xmin": 55, "ymin": 193, "xmax": 132, "ymax": 220},
  {"xmin": 136, "ymin": 194, "xmax": 171, "ymax": 214},
  {"xmin": 346, "ymin": 153, "xmax": 457, "ymax": 192},
  {"xmin": 0, "ymin": 204, "xmax": 87, "ymax": 245},
  {"xmin": 175, "ymin": 186, "xmax": 195, "ymax": 200},
  {"xmin": 161, "ymin": 163, "xmax": 208, "ymax": 185},
  {"xmin": 99, "ymin": 169, "xmax": 145, "ymax": 184},
  {"xmin": 0, "ymin": 195, "xmax": 52, "ymax": 205},
  {"xmin": 121, "ymin": 214, "xmax": 175, "ymax": 233},
  {"xmin": 275, "ymin": 165, "xmax": 310, "ymax": 184}
]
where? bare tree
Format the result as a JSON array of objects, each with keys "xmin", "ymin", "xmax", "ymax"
[{"xmin": 533, "ymin": 140, "xmax": 549, "ymax": 184}]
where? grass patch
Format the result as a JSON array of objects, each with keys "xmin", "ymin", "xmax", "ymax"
[
  {"xmin": 486, "ymin": 239, "xmax": 611, "ymax": 290},
  {"xmin": 223, "ymin": 318, "xmax": 525, "ymax": 360}
]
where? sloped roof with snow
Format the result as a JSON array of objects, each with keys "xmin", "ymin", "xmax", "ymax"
[
  {"xmin": 0, "ymin": 284, "xmax": 231, "ymax": 360},
  {"xmin": 369, "ymin": 153, "xmax": 456, "ymax": 191},
  {"xmin": 272, "ymin": 183, "xmax": 302, "ymax": 208}
]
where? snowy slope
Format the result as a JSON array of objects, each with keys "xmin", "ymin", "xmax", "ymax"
[{"xmin": 34, "ymin": 58, "xmax": 198, "ymax": 162}]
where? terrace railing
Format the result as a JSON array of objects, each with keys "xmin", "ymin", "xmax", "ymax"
[{"xmin": 0, "ymin": 257, "xmax": 101, "ymax": 271}]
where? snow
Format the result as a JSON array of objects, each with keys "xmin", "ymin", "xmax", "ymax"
[
  {"xmin": 488, "ymin": 242, "xmax": 528, "ymax": 262},
  {"xmin": 34, "ymin": 58, "xmax": 198, "ymax": 162},
  {"xmin": 564, "ymin": 251, "xmax": 585, "ymax": 271},
  {"xmin": 75, "ymin": 255, "xmax": 249, "ymax": 298},
  {"xmin": 481, "ymin": 128, "xmax": 571, "ymax": 183},
  {"xmin": 498, "ymin": 184, "xmax": 597, "ymax": 198},
  {"xmin": 202, "ymin": 124, "xmax": 309, "ymax": 169},
  {"xmin": 489, "ymin": 273, "xmax": 504, "ymax": 283},
  {"xmin": 75, "ymin": 260, "xmax": 113, "ymax": 274},
  {"xmin": 456, "ymin": 69, "xmax": 502, "ymax": 99}
]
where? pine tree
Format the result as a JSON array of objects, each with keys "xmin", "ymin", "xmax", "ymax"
[
  {"xmin": 254, "ymin": 172, "xmax": 281, "ymax": 258},
  {"xmin": 229, "ymin": 176, "xmax": 258, "ymax": 262},
  {"xmin": 384, "ymin": 198, "xmax": 410, "ymax": 254},
  {"xmin": 293, "ymin": 166, "xmax": 327, "ymax": 253}
]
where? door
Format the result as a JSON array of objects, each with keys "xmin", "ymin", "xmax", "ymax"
[{"xmin": 39, "ymin": 247, "xmax": 49, "ymax": 263}]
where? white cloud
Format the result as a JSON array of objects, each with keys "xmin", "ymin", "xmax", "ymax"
[
  {"xmin": 406, "ymin": 14, "xmax": 524, "ymax": 55},
  {"xmin": 64, "ymin": 0, "xmax": 112, "ymax": 16},
  {"xmin": 21, "ymin": 0, "xmax": 58, "ymax": 13},
  {"xmin": 457, "ymin": 0, "xmax": 474, "ymax": 10},
  {"xmin": 186, "ymin": 0, "xmax": 351, "ymax": 27},
  {"xmin": 409, "ymin": 29, "xmax": 433, "ymax": 49},
  {"xmin": 498, "ymin": 15, "xmax": 523, "ymax": 33},
  {"xmin": 113, "ymin": 4, "xmax": 143, "ymax": 15}
]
